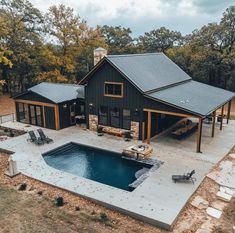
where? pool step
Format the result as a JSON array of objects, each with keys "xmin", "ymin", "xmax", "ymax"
[{"xmin": 135, "ymin": 167, "xmax": 149, "ymax": 179}]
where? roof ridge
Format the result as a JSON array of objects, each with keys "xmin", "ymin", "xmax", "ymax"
[
  {"xmin": 107, "ymin": 53, "xmax": 163, "ymax": 58},
  {"xmin": 40, "ymin": 82, "xmax": 81, "ymax": 87}
]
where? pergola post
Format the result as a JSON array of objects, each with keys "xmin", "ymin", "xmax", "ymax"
[
  {"xmin": 147, "ymin": 111, "xmax": 151, "ymax": 144},
  {"xmin": 220, "ymin": 105, "xmax": 224, "ymax": 130},
  {"xmin": 227, "ymin": 100, "xmax": 231, "ymax": 124},
  {"xmin": 197, "ymin": 118, "xmax": 203, "ymax": 153},
  {"xmin": 211, "ymin": 110, "xmax": 216, "ymax": 137}
]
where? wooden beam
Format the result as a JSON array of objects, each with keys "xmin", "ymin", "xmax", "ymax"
[
  {"xmin": 42, "ymin": 106, "xmax": 46, "ymax": 128},
  {"xmin": 220, "ymin": 105, "xmax": 224, "ymax": 130},
  {"xmin": 147, "ymin": 111, "xmax": 151, "ymax": 144},
  {"xmin": 227, "ymin": 100, "xmax": 231, "ymax": 124},
  {"xmin": 211, "ymin": 110, "xmax": 216, "ymax": 138},
  {"xmin": 15, "ymin": 99, "xmax": 55, "ymax": 108},
  {"xmin": 197, "ymin": 118, "xmax": 203, "ymax": 153},
  {"xmin": 142, "ymin": 122, "xmax": 145, "ymax": 143},
  {"xmin": 143, "ymin": 108, "xmax": 197, "ymax": 118},
  {"xmin": 54, "ymin": 104, "xmax": 60, "ymax": 130}
]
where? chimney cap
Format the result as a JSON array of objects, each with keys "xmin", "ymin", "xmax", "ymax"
[{"xmin": 94, "ymin": 47, "xmax": 106, "ymax": 51}]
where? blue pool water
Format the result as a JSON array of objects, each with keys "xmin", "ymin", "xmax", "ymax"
[{"xmin": 43, "ymin": 143, "xmax": 151, "ymax": 191}]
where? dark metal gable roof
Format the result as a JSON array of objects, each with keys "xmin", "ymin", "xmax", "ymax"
[
  {"xmin": 106, "ymin": 53, "xmax": 192, "ymax": 92},
  {"xmin": 79, "ymin": 53, "xmax": 192, "ymax": 93},
  {"xmin": 15, "ymin": 82, "xmax": 84, "ymax": 103}
]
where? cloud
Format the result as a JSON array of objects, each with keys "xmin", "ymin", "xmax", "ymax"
[{"xmin": 30, "ymin": 0, "xmax": 233, "ymax": 35}]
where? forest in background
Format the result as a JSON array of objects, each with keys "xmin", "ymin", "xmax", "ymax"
[{"xmin": 0, "ymin": 0, "xmax": 234, "ymax": 94}]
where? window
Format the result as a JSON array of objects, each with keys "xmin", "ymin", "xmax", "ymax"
[
  {"xmin": 110, "ymin": 107, "xmax": 120, "ymax": 128},
  {"xmin": 98, "ymin": 106, "xmax": 108, "ymax": 125},
  {"xmin": 104, "ymin": 82, "xmax": 123, "ymax": 97},
  {"xmin": 122, "ymin": 109, "xmax": 131, "ymax": 130},
  {"xmin": 18, "ymin": 103, "xmax": 29, "ymax": 123}
]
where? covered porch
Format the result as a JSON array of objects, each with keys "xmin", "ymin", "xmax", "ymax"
[
  {"xmin": 142, "ymin": 80, "xmax": 234, "ymax": 153},
  {"xmin": 143, "ymin": 99, "xmax": 232, "ymax": 153}
]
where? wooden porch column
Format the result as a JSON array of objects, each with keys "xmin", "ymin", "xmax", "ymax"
[
  {"xmin": 220, "ymin": 105, "xmax": 224, "ymax": 130},
  {"xmin": 197, "ymin": 118, "xmax": 203, "ymax": 153},
  {"xmin": 54, "ymin": 104, "xmax": 60, "ymax": 130},
  {"xmin": 227, "ymin": 100, "xmax": 231, "ymax": 124},
  {"xmin": 147, "ymin": 111, "xmax": 151, "ymax": 144},
  {"xmin": 142, "ymin": 122, "xmax": 145, "ymax": 143},
  {"xmin": 211, "ymin": 110, "xmax": 216, "ymax": 137}
]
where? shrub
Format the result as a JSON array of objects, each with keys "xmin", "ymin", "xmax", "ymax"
[
  {"xmin": 55, "ymin": 197, "xmax": 64, "ymax": 207},
  {"xmin": 18, "ymin": 183, "xmax": 27, "ymax": 191},
  {"xmin": 100, "ymin": 212, "xmax": 108, "ymax": 222},
  {"xmin": 37, "ymin": 191, "xmax": 43, "ymax": 196}
]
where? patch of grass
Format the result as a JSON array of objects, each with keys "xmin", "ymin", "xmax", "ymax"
[{"xmin": 0, "ymin": 184, "xmax": 100, "ymax": 233}]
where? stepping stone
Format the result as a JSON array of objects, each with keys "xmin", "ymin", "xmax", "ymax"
[
  {"xmin": 220, "ymin": 186, "xmax": 234, "ymax": 196},
  {"xmin": 211, "ymin": 201, "xmax": 227, "ymax": 211},
  {"xmin": 216, "ymin": 191, "xmax": 232, "ymax": 202},
  {"xmin": 206, "ymin": 207, "xmax": 222, "ymax": 219},
  {"xmin": 191, "ymin": 196, "xmax": 209, "ymax": 209},
  {"xmin": 228, "ymin": 153, "xmax": 235, "ymax": 159}
]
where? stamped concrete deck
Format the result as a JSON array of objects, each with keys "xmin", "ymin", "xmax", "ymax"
[{"xmin": 0, "ymin": 121, "xmax": 234, "ymax": 230}]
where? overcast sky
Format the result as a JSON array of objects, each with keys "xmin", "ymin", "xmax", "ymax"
[{"xmin": 31, "ymin": 0, "xmax": 234, "ymax": 36}]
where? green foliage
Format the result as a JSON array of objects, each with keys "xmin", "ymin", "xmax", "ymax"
[
  {"xmin": 138, "ymin": 27, "xmax": 183, "ymax": 53},
  {"xmin": 0, "ymin": 0, "xmax": 234, "ymax": 93},
  {"xmin": 100, "ymin": 25, "xmax": 135, "ymax": 54}
]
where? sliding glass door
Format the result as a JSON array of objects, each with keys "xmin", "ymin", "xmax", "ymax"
[{"xmin": 29, "ymin": 105, "xmax": 43, "ymax": 127}]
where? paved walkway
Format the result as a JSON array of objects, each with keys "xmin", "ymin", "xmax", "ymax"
[{"xmin": 0, "ymin": 121, "xmax": 234, "ymax": 230}]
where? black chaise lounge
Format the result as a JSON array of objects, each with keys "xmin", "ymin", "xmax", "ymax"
[
  {"xmin": 37, "ymin": 129, "xmax": 53, "ymax": 143},
  {"xmin": 172, "ymin": 170, "xmax": 196, "ymax": 183},
  {"xmin": 28, "ymin": 130, "xmax": 44, "ymax": 145}
]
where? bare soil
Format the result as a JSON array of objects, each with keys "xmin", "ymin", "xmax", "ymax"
[{"xmin": 0, "ymin": 94, "xmax": 15, "ymax": 115}]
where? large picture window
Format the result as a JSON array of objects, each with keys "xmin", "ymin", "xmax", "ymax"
[
  {"xmin": 122, "ymin": 109, "xmax": 131, "ymax": 130},
  {"xmin": 104, "ymin": 82, "xmax": 123, "ymax": 98},
  {"xmin": 110, "ymin": 107, "xmax": 120, "ymax": 128},
  {"xmin": 98, "ymin": 106, "xmax": 108, "ymax": 125}
]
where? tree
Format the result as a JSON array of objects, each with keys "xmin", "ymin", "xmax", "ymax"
[
  {"xmin": 43, "ymin": 4, "xmax": 82, "ymax": 82},
  {"xmin": 0, "ymin": 0, "xmax": 44, "ymax": 93},
  {"xmin": 100, "ymin": 25, "xmax": 135, "ymax": 54},
  {"xmin": 138, "ymin": 27, "xmax": 183, "ymax": 53}
]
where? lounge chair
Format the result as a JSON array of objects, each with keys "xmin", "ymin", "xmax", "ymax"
[
  {"xmin": 28, "ymin": 131, "xmax": 44, "ymax": 145},
  {"xmin": 37, "ymin": 129, "xmax": 53, "ymax": 143},
  {"xmin": 172, "ymin": 170, "xmax": 196, "ymax": 183}
]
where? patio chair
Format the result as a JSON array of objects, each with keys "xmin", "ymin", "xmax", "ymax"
[
  {"xmin": 28, "ymin": 131, "xmax": 44, "ymax": 145},
  {"xmin": 172, "ymin": 170, "xmax": 196, "ymax": 184},
  {"xmin": 37, "ymin": 128, "xmax": 53, "ymax": 143}
]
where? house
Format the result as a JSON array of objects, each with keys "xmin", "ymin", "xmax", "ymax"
[
  {"xmin": 79, "ymin": 52, "xmax": 235, "ymax": 152},
  {"xmin": 14, "ymin": 82, "xmax": 85, "ymax": 130}
]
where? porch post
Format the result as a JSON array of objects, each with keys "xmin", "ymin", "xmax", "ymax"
[
  {"xmin": 227, "ymin": 100, "xmax": 231, "ymax": 124},
  {"xmin": 197, "ymin": 118, "xmax": 203, "ymax": 153},
  {"xmin": 220, "ymin": 105, "xmax": 224, "ymax": 130},
  {"xmin": 147, "ymin": 111, "xmax": 151, "ymax": 144},
  {"xmin": 54, "ymin": 104, "xmax": 60, "ymax": 130},
  {"xmin": 211, "ymin": 110, "xmax": 216, "ymax": 137},
  {"xmin": 142, "ymin": 122, "xmax": 145, "ymax": 143}
]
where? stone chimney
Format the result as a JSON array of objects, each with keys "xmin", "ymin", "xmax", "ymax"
[{"xmin": 94, "ymin": 47, "xmax": 107, "ymax": 66}]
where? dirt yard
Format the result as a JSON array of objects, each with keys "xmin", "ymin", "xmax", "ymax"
[
  {"xmin": 0, "ymin": 94, "xmax": 15, "ymax": 115},
  {"xmin": 0, "ymin": 148, "xmax": 234, "ymax": 233}
]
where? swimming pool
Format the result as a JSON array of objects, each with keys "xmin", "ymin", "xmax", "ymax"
[{"xmin": 43, "ymin": 143, "xmax": 152, "ymax": 191}]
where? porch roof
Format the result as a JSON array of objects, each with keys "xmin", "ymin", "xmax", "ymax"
[{"xmin": 146, "ymin": 80, "xmax": 235, "ymax": 117}]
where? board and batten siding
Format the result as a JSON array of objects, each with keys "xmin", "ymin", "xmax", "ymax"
[{"xmin": 85, "ymin": 61, "xmax": 144, "ymax": 139}]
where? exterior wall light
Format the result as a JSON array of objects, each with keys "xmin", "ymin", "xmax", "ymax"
[
  {"xmin": 63, "ymin": 104, "xmax": 68, "ymax": 108},
  {"xmin": 134, "ymin": 108, "xmax": 139, "ymax": 116}
]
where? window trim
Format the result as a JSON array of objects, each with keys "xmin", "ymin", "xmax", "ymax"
[{"xmin": 104, "ymin": 82, "xmax": 123, "ymax": 98}]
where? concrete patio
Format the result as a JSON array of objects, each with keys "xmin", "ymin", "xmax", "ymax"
[{"xmin": 0, "ymin": 120, "xmax": 234, "ymax": 230}]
